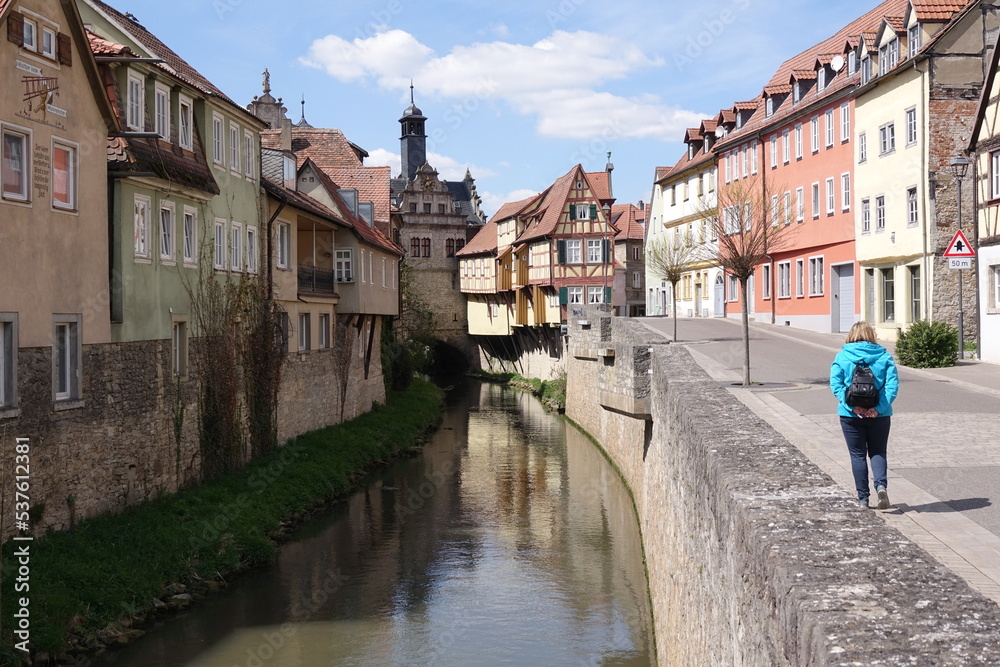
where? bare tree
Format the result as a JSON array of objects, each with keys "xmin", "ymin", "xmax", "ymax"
[
  {"xmin": 698, "ymin": 174, "xmax": 794, "ymax": 386},
  {"xmin": 645, "ymin": 229, "xmax": 697, "ymax": 341}
]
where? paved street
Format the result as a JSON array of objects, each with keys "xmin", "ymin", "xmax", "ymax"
[{"xmin": 639, "ymin": 315, "xmax": 1000, "ymax": 604}]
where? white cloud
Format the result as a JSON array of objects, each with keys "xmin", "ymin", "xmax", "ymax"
[
  {"xmin": 479, "ymin": 188, "xmax": 539, "ymax": 218},
  {"xmin": 300, "ymin": 29, "xmax": 702, "ymax": 141},
  {"xmin": 365, "ymin": 148, "xmax": 400, "ymax": 171},
  {"xmin": 365, "ymin": 148, "xmax": 496, "ymax": 181}
]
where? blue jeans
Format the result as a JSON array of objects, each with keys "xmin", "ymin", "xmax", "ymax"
[{"xmin": 839, "ymin": 416, "xmax": 890, "ymax": 502}]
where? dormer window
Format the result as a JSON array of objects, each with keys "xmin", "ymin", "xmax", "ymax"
[
  {"xmin": 817, "ymin": 67, "xmax": 827, "ymax": 91},
  {"xmin": 908, "ymin": 24, "xmax": 920, "ymax": 57},
  {"xmin": 879, "ymin": 39, "xmax": 898, "ymax": 71},
  {"xmin": 861, "ymin": 56, "xmax": 872, "ymax": 84},
  {"xmin": 766, "ymin": 97, "xmax": 774, "ymax": 117},
  {"xmin": 848, "ymin": 51, "xmax": 857, "ymax": 75},
  {"xmin": 688, "ymin": 143, "xmax": 696, "ymax": 160},
  {"xmin": 793, "ymin": 82, "xmax": 801, "ymax": 105}
]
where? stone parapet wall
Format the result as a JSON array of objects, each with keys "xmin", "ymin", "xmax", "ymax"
[{"xmin": 565, "ymin": 306, "xmax": 1000, "ymax": 665}]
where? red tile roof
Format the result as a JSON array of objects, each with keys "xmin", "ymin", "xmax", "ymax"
[
  {"xmin": 912, "ymin": 0, "xmax": 970, "ymax": 21},
  {"xmin": 612, "ymin": 204, "xmax": 646, "ymax": 241},
  {"xmin": 586, "ymin": 171, "xmax": 613, "ymax": 201},
  {"xmin": 515, "ymin": 166, "xmax": 589, "ymax": 244},
  {"xmin": 455, "ymin": 220, "xmax": 498, "ymax": 257},
  {"xmin": 717, "ymin": 0, "xmax": 913, "ymax": 151},
  {"xmin": 734, "ymin": 101, "xmax": 759, "ymax": 111},
  {"xmin": 87, "ymin": 29, "xmax": 133, "ymax": 56},
  {"xmin": 763, "ymin": 83, "xmax": 793, "ymax": 96},
  {"xmin": 88, "ymin": 0, "xmax": 253, "ymax": 120},
  {"xmin": 654, "ymin": 166, "xmax": 673, "ymax": 182},
  {"xmin": 700, "ymin": 119, "xmax": 719, "ymax": 134},
  {"xmin": 686, "ymin": 128, "xmax": 702, "ymax": 142},
  {"xmin": 884, "ymin": 16, "xmax": 906, "ymax": 33},
  {"xmin": 490, "ymin": 196, "xmax": 537, "ymax": 223}
]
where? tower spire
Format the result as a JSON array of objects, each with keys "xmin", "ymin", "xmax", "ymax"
[
  {"xmin": 295, "ymin": 93, "xmax": 313, "ymax": 128},
  {"xmin": 410, "ymin": 78, "xmax": 415, "ymax": 105}
]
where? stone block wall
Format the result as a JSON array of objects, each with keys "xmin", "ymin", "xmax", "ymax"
[
  {"xmin": 565, "ymin": 306, "xmax": 1000, "ymax": 665},
  {"xmin": 475, "ymin": 327, "xmax": 565, "ymax": 380}
]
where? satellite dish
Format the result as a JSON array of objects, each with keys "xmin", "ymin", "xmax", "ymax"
[
  {"xmin": 830, "ymin": 55, "xmax": 845, "ymax": 72},
  {"xmin": 714, "ymin": 126, "xmax": 726, "ymax": 138}
]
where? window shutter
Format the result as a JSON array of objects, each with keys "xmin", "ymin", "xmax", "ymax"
[
  {"xmin": 559, "ymin": 287, "xmax": 568, "ymax": 305},
  {"xmin": 602, "ymin": 239, "xmax": 610, "ymax": 263},
  {"xmin": 557, "ymin": 240, "xmax": 566, "ymax": 265},
  {"xmin": 7, "ymin": 12, "xmax": 24, "ymax": 47},
  {"xmin": 589, "ymin": 203, "xmax": 598, "ymax": 220},
  {"xmin": 57, "ymin": 32, "xmax": 72, "ymax": 66},
  {"xmin": 604, "ymin": 286, "xmax": 612, "ymax": 304}
]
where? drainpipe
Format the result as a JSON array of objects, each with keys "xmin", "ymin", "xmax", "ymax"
[
  {"xmin": 972, "ymin": 153, "xmax": 981, "ymax": 356},
  {"xmin": 266, "ymin": 194, "xmax": 288, "ymax": 301},
  {"xmin": 915, "ymin": 57, "xmax": 932, "ymax": 322}
]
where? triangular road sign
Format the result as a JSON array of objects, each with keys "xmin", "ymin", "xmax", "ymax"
[{"xmin": 943, "ymin": 229, "xmax": 976, "ymax": 258}]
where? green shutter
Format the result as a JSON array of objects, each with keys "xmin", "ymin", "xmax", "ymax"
[
  {"xmin": 589, "ymin": 203, "xmax": 598, "ymax": 220},
  {"xmin": 559, "ymin": 287, "xmax": 568, "ymax": 305},
  {"xmin": 604, "ymin": 286, "xmax": 612, "ymax": 304},
  {"xmin": 602, "ymin": 239, "xmax": 610, "ymax": 263},
  {"xmin": 557, "ymin": 239, "xmax": 567, "ymax": 264}
]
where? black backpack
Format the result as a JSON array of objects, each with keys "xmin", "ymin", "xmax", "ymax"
[{"xmin": 846, "ymin": 361, "xmax": 880, "ymax": 408}]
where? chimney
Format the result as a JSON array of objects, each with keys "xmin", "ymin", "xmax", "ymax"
[
  {"xmin": 605, "ymin": 151, "xmax": 614, "ymax": 199},
  {"xmin": 638, "ymin": 200, "xmax": 645, "ymax": 211}
]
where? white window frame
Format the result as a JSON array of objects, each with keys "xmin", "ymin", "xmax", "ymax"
[
  {"xmin": 212, "ymin": 113, "xmax": 224, "ymax": 165},
  {"xmin": 214, "ymin": 218, "xmax": 227, "ymax": 269},
  {"xmin": 568, "ymin": 286, "xmax": 583, "ymax": 304},
  {"xmin": 1, "ymin": 125, "xmax": 31, "ymax": 202},
  {"xmin": 825, "ymin": 177, "xmax": 835, "ymax": 215},
  {"xmin": 368, "ymin": 250, "xmax": 374, "ymax": 284},
  {"xmin": 382, "ymin": 257, "xmax": 386, "ymax": 287},
  {"xmin": 298, "ymin": 312, "xmax": 311, "ymax": 351},
  {"xmin": 782, "ymin": 129, "xmax": 790, "ymax": 164},
  {"xmin": 795, "ymin": 186, "xmax": 804, "ymax": 222},
  {"xmin": 795, "ymin": 258, "xmax": 805, "ymax": 297},
  {"xmin": 778, "ymin": 261, "xmax": 791, "ymax": 298},
  {"xmin": 992, "ymin": 265, "xmax": 1000, "ymax": 310},
  {"xmin": 277, "ymin": 222, "xmax": 290, "ymax": 269},
  {"xmin": 335, "ymin": 248, "xmax": 353, "ymax": 282},
  {"xmin": 41, "ymin": 26, "xmax": 56, "ymax": 59},
  {"xmin": 183, "ymin": 207, "xmax": 197, "ymax": 266},
  {"xmin": 811, "ymin": 116, "xmax": 819, "ymax": 153},
  {"xmin": 908, "ymin": 24, "xmax": 921, "ymax": 57},
  {"xmin": 575, "ymin": 203, "xmax": 589, "ymax": 220},
  {"xmin": 586, "ymin": 239, "xmax": 602, "ymax": 264},
  {"xmin": 741, "ymin": 145, "xmax": 748, "ymax": 177},
  {"xmin": 770, "ymin": 135, "xmax": 777, "ymax": 168},
  {"xmin": 127, "ymin": 71, "xmax": 144, "ymax": 131},
  {"xmin": 229, "ymin": 122, "xmax": 240, "ymax": 172},
  {"xmin": 879, "ymin": 122, "xmax": 895, "ymax": 155},
  {"xmin": 761, "ymin": 263, "xmax": 772, "ymax": 300},
  {"xmin": 172, "ymin": 319, "xmax": 188, "ymax": 378},
  {"xmin": 52, "ymin": 315, "xmax": 81, "ymax": 402},
  {"xmin": 795, "ymin": 124, "xmax": 803, "ymax": 159},
  {"xmin": 318, "ymin": 313, "xmax": 331, "ymax": 350},
  {"xmin": 876, "ymin": 195, "xmax": 886, "ymax": 231},
  {"xmin": 159, "ymin": 200, "xmax": 176, "ymax": 262},
  {"xmin": 809, "ymin": 256, "xmax": 825, "ymax": 296},
  {"xmin": 811, "ymin": 182, "xmax": 820, "ymax": 219},
  {"xmin": 751, "ymin": 144, "xmax": 758, "ymax": 174},
  {"xmin": 22, "ymin": 17, "xmax": 37, "ymax": 52},
  {"xmin": 859, "ymin": 132, "xmax": 867, "ymax": 162},
  {"xmin": 566, "ymin": 239, "xmax": 582, "ymax": 264},
  {"xmin": 841, "ymin": 173, "xmax": 851, "ymax": 211},
  {"xmin": 51, "ymin": 138, "xmax": 77, "ymax": 210},
  {"xmin": 247, "ymin": 225, "xmax": 258, "ymax": 273},
  {"xmin": 840, "ymin": 103, "xmax": 850, "ymax": 142},
  {"xmin": 861, "ymin": 198, "xmax": 871, "ymax": 234},
  {"xmin": 244, "ymin": 130, "xmax": 255, "ymax": 179},
  {"xmin": 587, "ymin": 286, "xmax": 604, "ymax": 304},
  {"xmin": 783, "ymin": 191, "xmax": 792, "ymax": 225},
  {"xmin": 179, "ymin": 95, "xmax": 193, "ymax": 150},
  {"xmin": 134, "ymin": 195, "xmax": 151, "ymax": 259},
  {"xmin": 907, "ymin": 187, "xmax": 918, "ymax": 227},
  {"xmin": 230, "ymin": 221, "xmax": 243, "ymax": 272},
  {"xmin": 825, "ymin": 109, "xmax": 834, "ymax": 148},
  {"xmin": 154, "ymin": 83, "xmax": 170, "ymax": 141},
  {"xmin": 360, "ymin": 250, "xmax": 365, "ymax": 283},
  {"xmin": 992, "ymin": 151, "xmax": 1000, "ymax": 200},
  {"xmin": 905, "ymin": 107, "xmax": 917, "ymax": 146},
  {"xmin": 728, "ymin": 274, "xmax": 738, "ymax": 302}
]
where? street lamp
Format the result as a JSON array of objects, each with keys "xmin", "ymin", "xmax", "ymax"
[
  {"xmin": 949, "ymin": 153, "xmax": 970, "ymax": 360},
  {"xmin": 603, "ymin": 203, "xmax": 612, "ymax": 312}
]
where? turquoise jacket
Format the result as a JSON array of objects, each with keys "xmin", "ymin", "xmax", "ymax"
[{"xmin": 830, "ymin": 341, "xmax": 899, "ymax": 417}]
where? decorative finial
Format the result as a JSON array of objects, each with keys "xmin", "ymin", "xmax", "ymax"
[
  {"xmin": 262, "ymin": 68, "xmax": 271, "ymax": 95},
  {"xmin": 410, "ymin": 79, "xmax": 415, "ymax": 105},
  {"xmin": 300, "ymin": 94, "xmax": 305, "ymax": 121}
]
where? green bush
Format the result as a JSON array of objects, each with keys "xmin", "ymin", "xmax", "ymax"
[{"xmin": 895, "ymin": 320, "xmax": 958, "ymax": 368}]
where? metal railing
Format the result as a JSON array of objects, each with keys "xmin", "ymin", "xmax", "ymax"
[{"xmin": 297, "ymin": 266, "xmax": 337, "ymax": 295}]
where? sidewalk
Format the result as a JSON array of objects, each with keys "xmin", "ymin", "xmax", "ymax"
[{"xmin": 639, "ymin": 316, "xmax": 1000, "ymax": 605}]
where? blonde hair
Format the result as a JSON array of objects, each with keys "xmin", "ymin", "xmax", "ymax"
[{"xmin": 846, "ymin": 321, "xmax": 877, "ymax": 344}]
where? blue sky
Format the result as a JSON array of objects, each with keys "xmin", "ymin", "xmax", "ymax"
[{"xmin": 99, "ymin": 0, "xmax": 877, "ymax": 216}]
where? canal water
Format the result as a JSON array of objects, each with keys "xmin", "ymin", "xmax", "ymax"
[{"xmin": 94, "ymin": 380, "xmax": 653, "ymax": 666}]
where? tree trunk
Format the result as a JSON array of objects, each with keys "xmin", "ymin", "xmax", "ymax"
[
  {"xmin": 740, "ymin": 277, "xmax": 751, "ymax": 386},
  {"xmin": 671, "ymin": 280, "xmax": 679, "ymax": 341}
]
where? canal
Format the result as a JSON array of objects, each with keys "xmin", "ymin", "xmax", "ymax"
[{"xmin": 94, "ymin": 380, "xmax": 653, "ymax": 666}]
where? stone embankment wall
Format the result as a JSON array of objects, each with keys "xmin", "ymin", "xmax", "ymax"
[
  {"xmin": 475, "ymin": 327, "xmax": 565, "ymax": 380},
  {"xmin": 566, "ymin": 305, "xmax": 1000, "ymax": 665}
]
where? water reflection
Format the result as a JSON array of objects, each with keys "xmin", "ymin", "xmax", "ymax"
[{"xmin": 94, "ymin": 381, "xmax": 652, "ymax": 666}]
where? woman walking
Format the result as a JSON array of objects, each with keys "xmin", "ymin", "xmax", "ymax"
[{"xmin": 830, "ymin": 321, "xmax": 899, "ymax": 509}]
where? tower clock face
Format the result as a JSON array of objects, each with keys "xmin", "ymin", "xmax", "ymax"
[{"xmin": 423, "ymin": 177, "xmax": 434, "ymax": 191}]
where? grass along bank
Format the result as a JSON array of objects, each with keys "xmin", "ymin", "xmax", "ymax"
[
  {"xmin": 0, "ymin": 379, "xmax": 444, "ymax": 664},
  {"xmin": 471, "ymin": 370, "xmax": 567, "ymax": 412}
]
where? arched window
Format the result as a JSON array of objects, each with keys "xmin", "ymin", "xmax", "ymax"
[
  {"xmin": 446, "ymin": 239, "xmax": 455, "ymax": 257},
  {"xmin": 410, "ymin": 237, "xmax": 420, "ymax": 256},
  {"xmin": 421, "ymin": 237, "xmax": 431, "ymax": 257}
]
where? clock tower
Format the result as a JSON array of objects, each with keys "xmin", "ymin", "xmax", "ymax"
[{"xmin": 399, "ymin": 82, "xmax": 427, "ymax": 182}]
